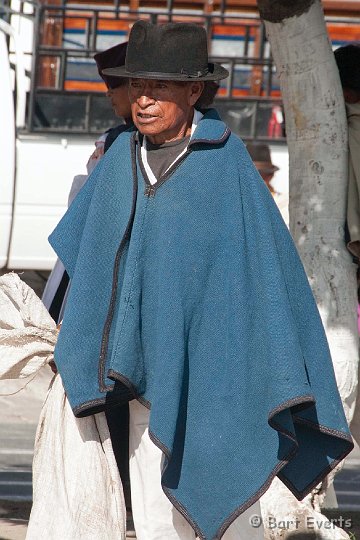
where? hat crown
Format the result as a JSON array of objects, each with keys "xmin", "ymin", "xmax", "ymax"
[
  {"xmin": 246, "ymin": 143, "xmax": 273, "ymax": 164},
  {"xmin": 126, "ymin": 21, "xmax": 210, "ymax": 78},
  {"xmin": 334, "ymin": 44, "xmax": 360, "ymax": 91},
  {"xmin": 94, "ymin": 42, "xmax": 128, "ymax": 89}
]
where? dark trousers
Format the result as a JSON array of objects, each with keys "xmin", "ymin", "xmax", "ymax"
[{"xmin": 106, "ymin": 403, "xmax": 131, "ymax": 509}]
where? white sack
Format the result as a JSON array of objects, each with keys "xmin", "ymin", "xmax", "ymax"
[
  {"xmin": 27, "ymin": 374, "xmax": 126, "ymax": 540},
  {"xmin": 0, "ymin": 272, "xmax": 126, "ymax": 539},
  {"xmin": 0, "ymin": 272, "xmax": 57, "ymax": 392}
]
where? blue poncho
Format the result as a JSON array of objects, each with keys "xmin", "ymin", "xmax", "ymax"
[{"xmin": 50, "ymin": 109, "xmax": 353, "ymax": 540}]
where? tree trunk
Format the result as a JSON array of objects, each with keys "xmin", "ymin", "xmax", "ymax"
[{"xmin": 256, "ymin": 0, "xmax": 359, "ymax": 538}]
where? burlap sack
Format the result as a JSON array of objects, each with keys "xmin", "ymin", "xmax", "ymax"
[
  {"xmin": 0, "ymin": 273, "xmax": 126, "ymax": 540},
  {"xmin": 27, "ymin": 374, "xmax": 126, "ymax": 540}
]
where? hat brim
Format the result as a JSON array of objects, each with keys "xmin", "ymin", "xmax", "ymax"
[
  {"xmin": 254, "ymin": 161, "xmax": 280, "ymax": 173},
  {"xmin": 102, "ymin": 62, "xmax": 229, "ymax": 82}
]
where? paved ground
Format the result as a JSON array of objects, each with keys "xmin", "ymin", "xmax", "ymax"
[{"xmin": 335, "ymin": 445, "xmax": 360, "ymax": 512}]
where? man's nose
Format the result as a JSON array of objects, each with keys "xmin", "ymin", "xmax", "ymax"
[
  {"xmin": 137, "ymin": 85, "xmax": 155, "ymax": 108},
  {"xmin": 137, "ymin": 94, "xmax": 155, "ymax": 108}
]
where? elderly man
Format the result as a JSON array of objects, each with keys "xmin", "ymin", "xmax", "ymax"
[
  {"xmin": 246, "ymin": 142, "xmax": 289, "ymax": 224},
  {"xmin": 50, "ymin": 21, "xmax": 353, "ymax": 540}
]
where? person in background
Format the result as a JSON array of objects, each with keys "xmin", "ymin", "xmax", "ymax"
[
  {"xmin": 89, "ymin": 42, "xmax": 133, "ymax": 168},
  {"xmin": 246, "ymin": 142, "xmax": 279, "ymax": 191},
  {"xmin": 334, "ymin": 43, "xmax": 360, "ymax": 262},
  {"xmin": 42, "ymin": 42, "xmax": 131, "ymax": 322},
  {"xmin": 246, "ymin": 142, "xmax": 289, "ymax": 224},
  {"xmin": 334, "ymin": 43, "xmax": 360, "ymax": 449}
]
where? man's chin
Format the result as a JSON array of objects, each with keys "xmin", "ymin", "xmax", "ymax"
[{"xmin": 135, "ymin": 122, "xmax": 161, "ymax": 137}]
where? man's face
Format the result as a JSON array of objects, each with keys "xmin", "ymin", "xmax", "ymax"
[
  {"xmin": 129, "ymin": 78, "xmax": 203, "ymax": 144},
  {"xmin": 106, "ymin": 82, "xmax": 132, "ymax": 119}
]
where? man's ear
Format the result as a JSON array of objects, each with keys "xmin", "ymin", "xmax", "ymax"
[{"xmin": 188, "ymin": 81, "xmax": 205, "ymax": 106}]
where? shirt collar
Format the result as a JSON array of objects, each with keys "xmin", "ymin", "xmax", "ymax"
[{"xmin": 188, "ymin": 108, "xmax": 231, "ymax": 148}]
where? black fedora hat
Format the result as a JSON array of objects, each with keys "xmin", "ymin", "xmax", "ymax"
[
  {"xmin": 334, "ymin": 44, "xmax": 360, "ymax": 92},
  {"xmin": 94, "ymin": 42, "xmax": 128, "ymax": 89},
  {"xmin": 102, "ymin": 20, "xmax": 229, "ymax": 82}
]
